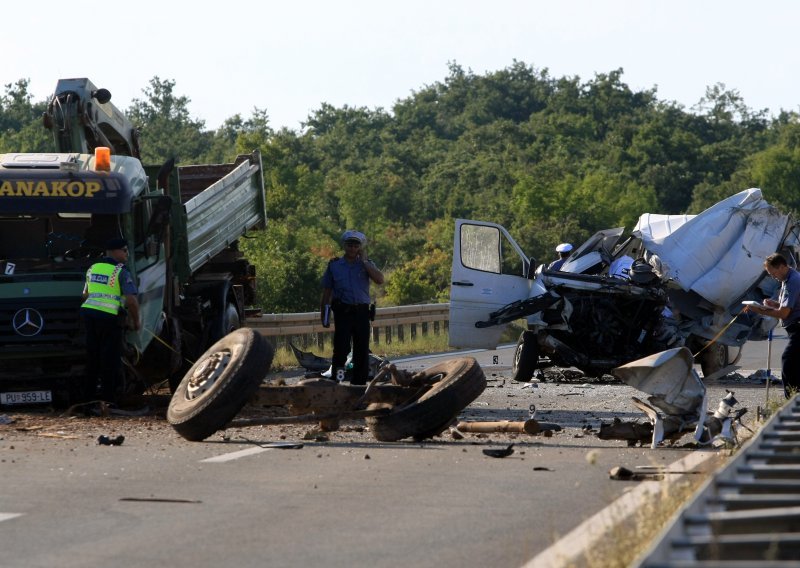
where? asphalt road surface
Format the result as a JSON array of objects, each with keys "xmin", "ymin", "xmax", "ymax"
[{"xmin": 0, "ymin": 333, "xmax": 787, "ymax": 568}]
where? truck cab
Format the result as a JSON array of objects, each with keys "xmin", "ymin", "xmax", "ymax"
[{"xmin": 0, "ymin": 79, "xmax": 266, "ymax": 407}]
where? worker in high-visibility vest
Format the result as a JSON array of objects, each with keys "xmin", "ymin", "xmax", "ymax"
[{"xmin": 80, "ymin": 237, "xmax": 140, "ymax": 404}]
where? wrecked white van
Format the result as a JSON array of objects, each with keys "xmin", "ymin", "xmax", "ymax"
[{"xmin": 449, "ymin": 188, "xmax": 799, "ymax": 381}]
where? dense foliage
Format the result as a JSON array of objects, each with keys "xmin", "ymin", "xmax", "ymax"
[{"xmin": 3, "ymin": 63, "xmax": 799, "ymax": 312}]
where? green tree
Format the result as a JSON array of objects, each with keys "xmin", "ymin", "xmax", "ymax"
[
  {"xmin": 127, "ymin": 77, "xmax": 210, "ymax": 165},
  {"xmin": 0, "ymin": 79, "xmax": 50, "ymax": 153}
]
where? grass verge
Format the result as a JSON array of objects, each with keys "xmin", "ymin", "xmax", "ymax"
[{"xmin": 270, "ymin": 331, "xmax": 456, "ymax": 371}]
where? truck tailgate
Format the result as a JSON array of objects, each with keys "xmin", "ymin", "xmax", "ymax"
[{"xmin": 183, "ymin": 155, "xmax": 265, "ymax": 274}]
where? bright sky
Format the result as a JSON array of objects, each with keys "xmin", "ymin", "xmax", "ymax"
[{"xmin": 4, "ymin": 0, "xmax": 799, "ymax": 131}]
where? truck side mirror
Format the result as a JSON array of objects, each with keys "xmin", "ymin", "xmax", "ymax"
[{"xmin": 527, "ymin": 257, "xmax": 537, "ymax": 279}]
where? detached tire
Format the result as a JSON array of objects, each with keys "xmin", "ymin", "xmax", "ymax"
[
  {"xmin": 366, "ymin": 357, "xmax": 486, "ymax": 442},
  {"xmin": 168, "ymin": 328, "xmax": 274, "ymax": 441},
  {"xmin": 511, "ymin": 330, "xmax": 538, "ymax": 382}
]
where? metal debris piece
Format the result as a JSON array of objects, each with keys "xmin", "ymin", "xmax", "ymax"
[
  {"xmin": 38, "ymin": 432, "xmax": 80, "ymax": 439},
  {"xmin": 449, "ymin": 427, "xmax": 465, "ymax": 440},
  {"xmin": 631, "ymin": 396, "xmax": 664, "ymax": 449},
  {"xmin": 290, "ymin": 343, "xmax": 390, "ymax": 379},
  {"xmin": 598, "ymin": 347, "xmax": 716, "ymax": 448},
  {"xmin": 289, "ymin": 342, "xmax": 331, "ymax": 372},
  {"xmin": 458, "ymin": 420, "xmax": 540, "ymax": 435},
  {"xmin": 482, "ymin": 444, "xmax": 515, "ymax": 458},
  {"xmin": 237, "ymin": 438, "xmax": 304, "ymax": 449},
  {"xmin": 119, "ymin": 497, "xmax": 201, "ymax": 504},
  {"xmin": 609, "ymin": 465, "xmax": 663, "ymax": 481}
]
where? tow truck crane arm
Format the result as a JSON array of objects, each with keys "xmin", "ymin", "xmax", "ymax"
[{"xmin": 42, "ymin": 77, "xmax": 141, "ymax": 158}]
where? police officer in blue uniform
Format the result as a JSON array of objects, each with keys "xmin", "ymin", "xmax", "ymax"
[
  {"xmin": 547, "ymin": 243, "xmax": 573, "ymax": 271},
  {"xmin": 320, "ymin": 230, "xmax": 384, "ymax": 385},
  {"xmin": 80, "ymin": 237, "xmax": 141, "ymax": 403}
]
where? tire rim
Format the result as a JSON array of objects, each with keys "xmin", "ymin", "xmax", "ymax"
[
  {"xmin": 187, "ymin": 349, "xmax": 232, "ymax": 399},
  {"xmin": 709, "ymin": 343, "xmax": 726, "ymax": 367},
  {"xmin": 514, "ymin": 343, "xmax": 523, "ymax": 370}
]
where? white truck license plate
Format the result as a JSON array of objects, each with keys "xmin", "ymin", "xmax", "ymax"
[{"xmin": 0, "ymin": 390, "xmax": 53, "ymax": 405}]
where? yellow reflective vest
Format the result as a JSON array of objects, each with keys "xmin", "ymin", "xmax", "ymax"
[{"xmin": 82, "ymin": 262, "xmax": 125, "ymax": 315}]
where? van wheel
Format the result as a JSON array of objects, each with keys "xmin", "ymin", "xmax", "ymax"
[
  {"xmin": 512, "ymin": 331, "xmax": 538, "ymax": 382},
  {"xmin": 366, "ymin": 357, "xmax": 486, "ymax": 442},
  {"xmin": 167, "ymin": 328, "xmax": 273, "ymax": 441},
  {"xmin": 699, "ymin": 343, "xmax": 729, "ymax": 379}
]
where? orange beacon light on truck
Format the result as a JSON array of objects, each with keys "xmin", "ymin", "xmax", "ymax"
[{"xmin": 94, "ymin": 146, "xmax": 111, "ymax": 171}]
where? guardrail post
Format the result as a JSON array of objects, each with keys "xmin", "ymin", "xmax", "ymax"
[
  {"xmin": 398, "ymin": 325, "xmax": 404, "ymax": 343},
  {"xmin": 385, "ymin": 326, "xmax": 392, "ymax": 344},
  {"xmin": 411, "ymin": 323, "xmax": 417, "ymax": 341}
]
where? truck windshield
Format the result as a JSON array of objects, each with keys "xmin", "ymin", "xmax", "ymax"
[{"xmin": 0, "ymin": 213, "xmax": 122, "ymax": 273}]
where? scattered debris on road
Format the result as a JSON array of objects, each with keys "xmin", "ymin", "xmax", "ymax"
[
  {"xmin": 598, "ymin": 348, "xmax": 750, "ymax": 448},
  {"xmin": 457, "ymin": 420, "xmax": 540, "ymax": 435},
  {"xmin": 609, "ymin": 465, "xmax": 662, "ymax": 481},
  {"xmin": 483, "ymin": 444, "xmax": 515, "ymax": 458}
]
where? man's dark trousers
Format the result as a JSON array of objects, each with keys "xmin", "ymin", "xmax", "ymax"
[
  {"xmin": 82, "ymin": 310, "xmax": 123, "ymax": 403},
  {"xmin": 332, "ymin": 303, "xmax": 371, "ymax": 385}
]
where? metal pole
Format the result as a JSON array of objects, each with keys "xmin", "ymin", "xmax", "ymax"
[{"xmin": 765, "ymin": 328, "xmax": 773, "ymax": 405}]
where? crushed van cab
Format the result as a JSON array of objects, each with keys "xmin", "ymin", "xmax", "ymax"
[{"xmin": 449, "ymin": 189, "xmax": 798, "ymax": 381}]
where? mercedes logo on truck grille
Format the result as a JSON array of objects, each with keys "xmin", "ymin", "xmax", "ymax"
[{"xmin": 12, "ymin": 308, "xmax": 44, "ymax": 337}]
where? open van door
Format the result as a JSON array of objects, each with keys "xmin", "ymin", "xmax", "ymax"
[{"xmin": 449, "ymin": 220, "xmax": 533, "ymax": 349}]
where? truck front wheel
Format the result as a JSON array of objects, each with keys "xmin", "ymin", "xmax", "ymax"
[
  {"xmin": 167, "ymin": 328, "xmax": 273, "ymax": 441},
  {"xmin": 511, "ymin": 331, "xmax": 538, "ymax": 382},
  {"xmin": 223, "ymin": 302, "xmax": 240, "ymax": 335}
]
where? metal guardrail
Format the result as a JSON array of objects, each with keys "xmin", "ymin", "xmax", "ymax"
[
  {"xmin": 636, "ymin": 395, "xmax": 800, "ymax": 567},
  {"xmin": 247, "ymin": 303, "xmax": 450, "ymax": 339}
]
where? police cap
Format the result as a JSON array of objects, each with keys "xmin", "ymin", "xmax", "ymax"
[
  {"xmin": 341, "ymin": 230, "xmax": 367, "ymax": 246},
  {"xmin": 555, "ymin": 243, "xmax": 573, "ymax": 253},
  {"xmin": 105, "ymin": 237, "xmax": 128, "ymax": 251}
]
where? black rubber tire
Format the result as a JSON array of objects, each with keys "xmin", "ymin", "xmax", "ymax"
[
  {"xmin": 166, "ymin": 318, "xmax": 186, "ymax": 394},
  {"xmin": 167, "ymin": 328, "xmax": 273, "ymax": 441},
  {"xmin": 366, "ymin": 357, "xmax": 486, "ymax": 442},
  {"xmin": 223, "ymin": 303, "xmax": 241, "ymax": 335},
  {"xmin": 699, "ymin": 342, "xmax": 729, "ymax": 379},
  {"xmin": 511, "ymin": 330, "xmax": 538, "ymax": 382}
]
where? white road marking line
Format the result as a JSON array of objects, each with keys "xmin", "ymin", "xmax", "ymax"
[
  {"xmin": 521, "ymin": 450, "xmax": 720, "ymax": 568},
  {"xmin": 0, "ymin": 513, "xmax": 23, "ymax": 522},
  {"xmin": 200, "ymin": 446, "xmax": 273, "ymax": 463}
]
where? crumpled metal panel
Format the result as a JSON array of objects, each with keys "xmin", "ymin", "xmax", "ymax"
[
  {"xmin": 612, "ymin": 347, "xmax": 705, "ymax": 418},
  {"xmin": 634, "ymin": 188, "xmax": 791, "ymax": 307}
]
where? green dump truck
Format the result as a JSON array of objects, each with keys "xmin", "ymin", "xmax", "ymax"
[{"xmin": 0, "ymin": 78, "xmax": 266, "ymax": 407}]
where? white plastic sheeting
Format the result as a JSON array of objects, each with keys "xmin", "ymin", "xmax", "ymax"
[{"xmin": 633, "ymin": 188, "xmax": 791, "ymax": 307}]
